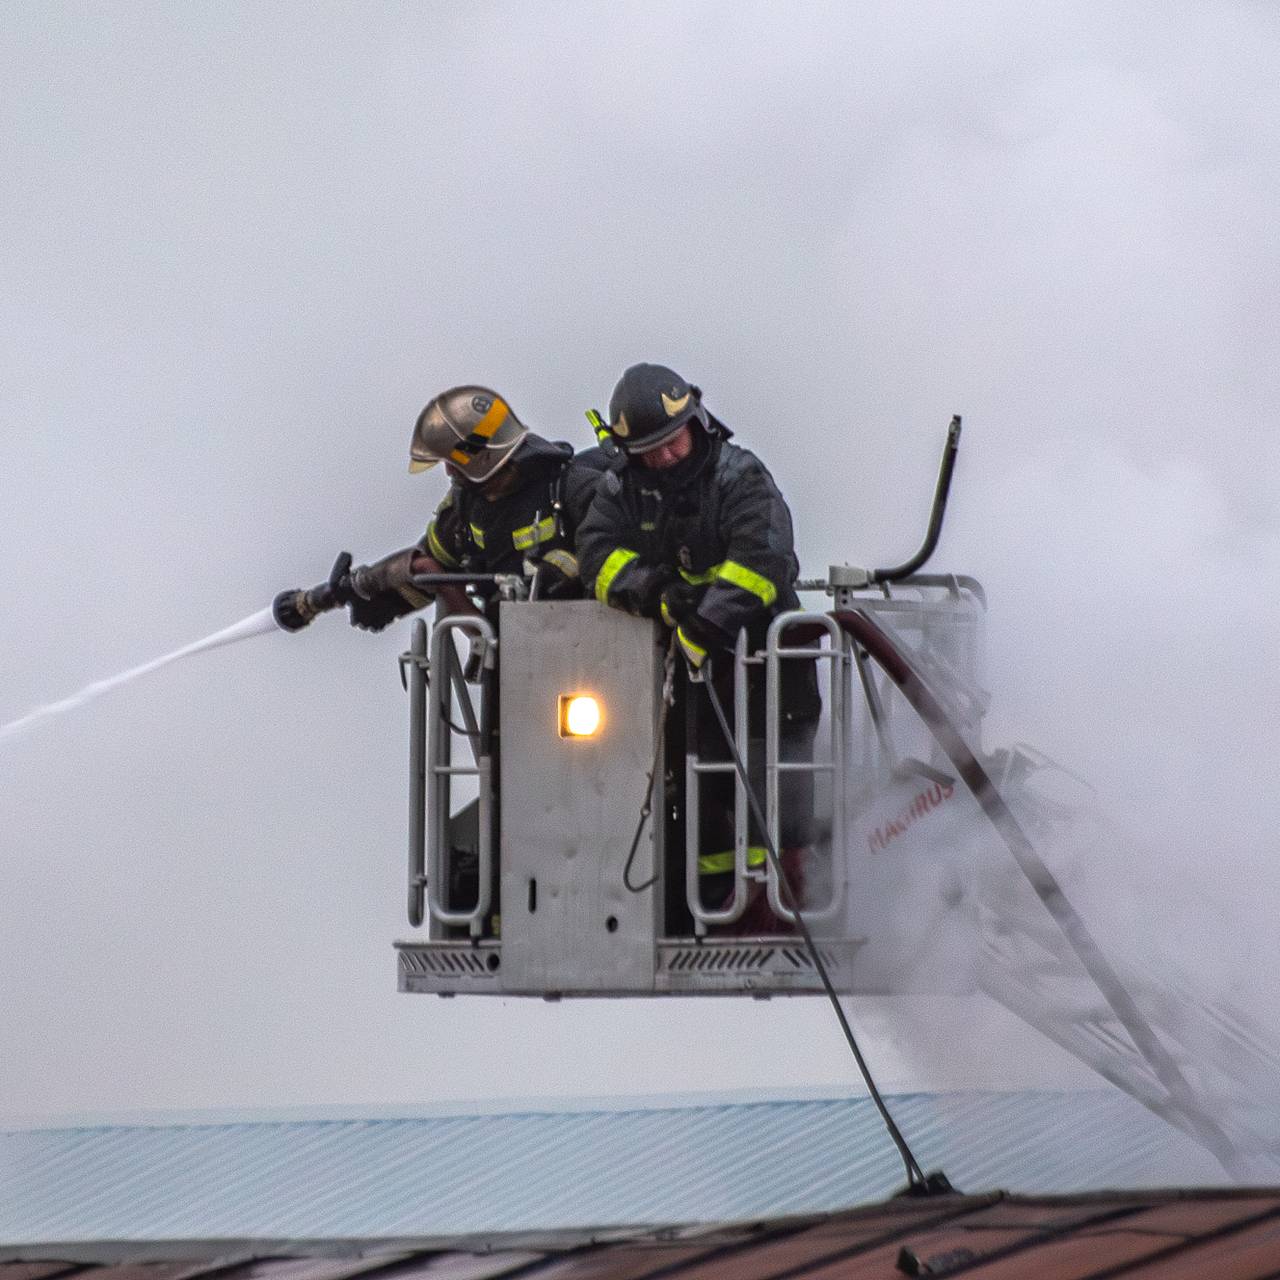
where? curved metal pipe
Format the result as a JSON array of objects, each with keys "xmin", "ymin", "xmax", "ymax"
[{"xmin": 871, "ymin": 415, "xmax": 962, "ymax": 584}]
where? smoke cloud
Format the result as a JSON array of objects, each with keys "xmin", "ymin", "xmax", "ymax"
[{"xmin": 1, "ymin": 0, "xmax": 1277, "ymax": 1182}]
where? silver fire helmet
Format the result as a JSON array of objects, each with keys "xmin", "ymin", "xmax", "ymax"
[{"xmin": 409, "ymin": 386, "xmax": 529, "ymax": 484}]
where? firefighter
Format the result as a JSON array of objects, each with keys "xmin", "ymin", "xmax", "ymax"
[
  {"xmin": 577, "ymin": 363, "xmax": 821, "ymax": 932},
  {"xmin": 276, "ymin": 386, "xmax": 603, "ymax": 634}
]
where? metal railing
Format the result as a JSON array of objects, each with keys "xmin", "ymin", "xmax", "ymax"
[
  {"xmin": 406, "ymin": 613, "xmax": 496, "ymax": 936},
  {"xmin": 685, "ymin": 629, "xmax": 753, "ymax": 932},
  {"xmin": 682, "ymin": 614, "xmax": 851, "ymax": 932},
  {"xmin": 764, "ymin": 611, "xmax": 848, "ymax": 924}
]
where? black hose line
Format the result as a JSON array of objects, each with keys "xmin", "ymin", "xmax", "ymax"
[
  {"xmin": 698, "ymin": 666, "xmax": 934, "ymax": 1193},
  {"xmin": 622, "ymin": 637, "xmax": 678, "ymax": 893}
]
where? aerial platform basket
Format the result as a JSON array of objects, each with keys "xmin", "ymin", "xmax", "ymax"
[{"xmin": 393, "ymin": 572, "xmax": 989, "ymax": 999}]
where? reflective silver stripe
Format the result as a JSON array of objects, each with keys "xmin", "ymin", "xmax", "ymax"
[
  {"xmin": 542, "ymin": 548, "xmax": 579, "ymax": 577},
  {"xmin": 595, "ymin": 548, "xmax": 639, "ymax": 603},
  {"xmin": 511, "ymin": 515, "xmax": 557, "ymax": 551}
]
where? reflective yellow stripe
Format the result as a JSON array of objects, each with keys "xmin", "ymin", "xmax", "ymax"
[
  {"xmin": 469, "ymin": 522, "xmax": 486, "ymax": 549},
  {"xmin": 698, "ymin": 846, "xmax": 768, "ymax": 875},
  {"xmin": 511, "ymin": 515, "xmax": 557, "ymax": 551},
  {"xmin": 660, "ymin": 599, "xmax": 676, "ymax": 627},
  {"xmin": 675, "ymin": 560, "xmax": 778, "ymax": 606},
  {"xmin": 716, "ymin": 559, "xmax": 777, "ymax": 606},
  {"xmin": 541, "ymin": 548, "xmax": 579, "ymax": 577},
  {"xmin": 425, "ymin": 521, "xmax": 460, "ymax": 568},
  {"xmin": 677, "ymin": 624, "xmax": 707, "ymax": 667},
  {"xmin": 594, "ymin": 548, "xmax": 639, "ymax": 603}
]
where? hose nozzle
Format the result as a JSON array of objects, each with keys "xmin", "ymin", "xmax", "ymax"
[{"xmin": 272, "ymin": 551, "xmax": 353, "ymax": 632}]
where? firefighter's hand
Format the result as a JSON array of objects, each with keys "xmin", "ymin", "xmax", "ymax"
[
  {"xmin": 351, "ymin": 548, "xmax": 433, "ymax": 609},
  {"xmin": 658, "ymin": 581, "xmax": 703, "ymax": 628},
  {"xmin": 348, "ymin": 592, "xmax": 415, "ymax": 632},
  {"xmin": 673, "ymin": 612, "xmax": 730, "ymax": 669},
  {"xmin": 534, "ymin": 557, "xmax": 580, "ymax": 600},
  {"xmin": 637, "ymin": 570, "xmax": 679, "ymax": 620}
]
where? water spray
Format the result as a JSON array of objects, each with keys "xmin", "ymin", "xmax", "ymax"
[
  {"xmin": 0, "ymin": 550, "xmax": 490, "ymax": 745},
  {"xmin": 0, "ymin": 607, "xmax": 280, "ymax": 745}
]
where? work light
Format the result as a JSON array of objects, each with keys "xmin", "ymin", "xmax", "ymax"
[{"xmin": 558, "ymin": 694, "xmax": 602, "ymax": 738}]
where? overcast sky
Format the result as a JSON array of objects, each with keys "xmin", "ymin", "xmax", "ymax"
[{"xmin": 2, "ymin": 1, "xmax": 1278, "ymax": 1135}]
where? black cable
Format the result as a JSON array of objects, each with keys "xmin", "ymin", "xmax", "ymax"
[
  {"xmin": 623, "ymin": 637, "xmax": 678, "ymax": 893},
  {"xmin": 698, "ymin": 663, "xmax": 930, "ymax": 1190}
]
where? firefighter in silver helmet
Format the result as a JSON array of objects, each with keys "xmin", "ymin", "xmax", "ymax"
[
  {"xmin": 274, "ymin": 386, "xmax": 603, "ymax": 633},
  {"xmin": 577, "ymin": 363, "xmax": 821, "ymax": 931}
]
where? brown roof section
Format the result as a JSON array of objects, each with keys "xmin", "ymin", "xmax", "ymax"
[{"xmin": 4, "ymin": 1189, "xmax": 1280, "ymax": 1280}]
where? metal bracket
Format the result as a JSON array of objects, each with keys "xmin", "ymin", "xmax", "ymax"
[{"xmin": 398, "ymin": 646, "xmax": 430, "ymax": 692}]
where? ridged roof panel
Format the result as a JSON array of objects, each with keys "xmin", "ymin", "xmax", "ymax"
[{"xmin": 0, "ymin": 1090, "xmax": 1223, "ymax": 1243}]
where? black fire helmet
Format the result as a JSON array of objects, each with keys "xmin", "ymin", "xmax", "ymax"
[{"xmin": 607, "ymin": 363, "xmax": 710, "ymax": 455}]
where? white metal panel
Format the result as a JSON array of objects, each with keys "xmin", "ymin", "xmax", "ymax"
[{"xmin": 498, "ymin": 602, "xmax": 661, "ymax": 995}]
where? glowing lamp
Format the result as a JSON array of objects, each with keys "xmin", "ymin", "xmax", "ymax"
[{"xmin": 559, "ymin": 694, "xmax": 602, "ymax": 738}]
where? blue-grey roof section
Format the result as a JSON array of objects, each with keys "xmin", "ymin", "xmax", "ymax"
[{"xmin": 0, "ymin": 1090, "xmax": 1223, "ymax": 1243}]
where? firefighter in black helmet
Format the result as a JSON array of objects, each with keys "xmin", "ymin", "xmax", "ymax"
[
  {"xmin": 577, "ymin": 363, "xmax": 821, "ymax": 931},
  {"xmin": 275, "ymin": 386, "xmax": 604, "ymax": 634}
]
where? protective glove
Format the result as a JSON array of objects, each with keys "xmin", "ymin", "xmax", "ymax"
[
  {"xmin": 636, "ymin": 569, "xmax": 680, "ymax": 620},
  {"xmin": 349, "ymin": 591, "xmax": 417, "ymax": 632},
  {"xmin": 533, "ymin": 554, "xmax": 581, "ymax": 600},
  {"xmin": 673, "ymin": 611, "xmax": 731, "ymax": 670},
  {"xmin": 658, "ymin": 580, "xmax": 704, "ymax": 628},
  {"xmin": 345, "ymin": 547, "xmax": 436, "ymax": 631}
]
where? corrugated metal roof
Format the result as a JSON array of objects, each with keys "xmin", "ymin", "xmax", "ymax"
[
  {"xmin": 4, "ymin": 1191, "xmax": 1280, "ymax": 1278},
  {"xmin": 0, "ymin": 1090, "xmax": 1223, "ymax": 1244}
]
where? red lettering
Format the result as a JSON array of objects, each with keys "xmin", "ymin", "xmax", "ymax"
[{"xmin": 865, "ymin": 779, "xmax": 958, "ymax": 854}]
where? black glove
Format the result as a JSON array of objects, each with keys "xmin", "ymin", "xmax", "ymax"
[
  {"xmin": 348, "ymin": 591, "xmax": 416, "ymax": 633},
  {"xmin": 534, "ymin": 559, "xmax": 580, "ymax": 600},
  {"xmin": 636, "ymin": 570, "xmax": 679, "ymax": 620},
  {"xmin": 658, "ymin": 580, "xmax": 703, "ymax": 628},
  {"xmin": 673, "ymin": 610, "xmax": 731, "ymax": 669}
]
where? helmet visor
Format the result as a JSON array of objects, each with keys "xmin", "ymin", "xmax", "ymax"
[{"xmin": 619, "ymin": 418, "xmax": 690, "ymax": 455}]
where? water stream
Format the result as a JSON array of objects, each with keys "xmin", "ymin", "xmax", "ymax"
[{"xmin": 0, "ymin": 608, "xmax": 279, "ymax": 745}]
